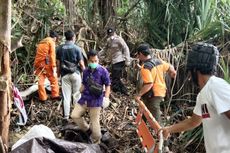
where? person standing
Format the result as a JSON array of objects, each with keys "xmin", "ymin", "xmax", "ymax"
[
  {"xmin": 34, "ymin": 30, "xmax": 60, "ymax": 102},
  {"xmin": 135, "ymin": 43, "xmax": 176, "ymax": 122},
  {"xmin": 100, "ymin": 27, "xmax": 130, "ymax": 95},
  {"xmin": 162, "ymin": 43, "xmax": 230, "ymax": 153},
  {"xmin": 71, "ymin": 50, "xmax": 111, "ymax": 144},
  {"xmin": 56, "ymin": 30, "xmax": 85, "ymax": 120}
]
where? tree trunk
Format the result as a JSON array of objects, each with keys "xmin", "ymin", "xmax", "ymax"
[
  {"xmin": 62, "ymin": 0, "xmax": 76, "ymax": 30},
  {"xmin": 0, "ymin": 0, "xmax": 12, "ymax": 151},
  {"xmin": 98, "ymin": 0, "xmax": 116, "ymax": 27}
]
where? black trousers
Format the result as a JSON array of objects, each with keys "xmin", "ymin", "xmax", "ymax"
[{"xmin": 111, "ymin": 61, "xmax": 127, "ymax": 92}]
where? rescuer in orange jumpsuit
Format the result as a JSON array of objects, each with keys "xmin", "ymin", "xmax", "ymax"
[{"xmin": 34, "ymin": 31, "xmax": 60, "ymax": 102}]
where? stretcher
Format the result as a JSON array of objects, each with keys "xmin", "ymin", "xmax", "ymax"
[{"xmin": 135, "ymin": 99, "xmax": 163, "ymax": 153}]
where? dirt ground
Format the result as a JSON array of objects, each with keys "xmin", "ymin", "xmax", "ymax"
[{"xmin": 10, "ymin": 83, "xmax": 144, "ymax": 153}]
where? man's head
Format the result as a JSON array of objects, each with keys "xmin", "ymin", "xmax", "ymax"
[
  {"xmin": 186, "ymin": 42, "xmax": 219, "ymax": 85},
  {"xmin": 87, "ymin": 49, "xmax": 99, "ymax": 69},
  {"xmin": 64, "ymin": 30, "xmax": 75, "ymax": 41},
  {"xmin": 107, "ymin": 27, "xmax": 116, "ymax": 36},
  {"xmin": 49, "ymin": 30, "xmax": 58, "ymax": 41},
  {"xmin": 136, "ymin": 43, "xmax": 151, "ymax": 61}
]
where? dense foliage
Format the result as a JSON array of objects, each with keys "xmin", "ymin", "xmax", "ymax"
[
  {"xmin": 141, "ymin": 0, "xmax": 230, "ymax": 48},
  {"xmin": 12, "ymin": 0, "xmax": 65, "ymax": 82}
]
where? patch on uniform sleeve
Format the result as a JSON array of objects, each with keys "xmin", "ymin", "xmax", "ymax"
[{"xmin": 201, "ymin": 104, "xmax": 210, "ymax": 118}]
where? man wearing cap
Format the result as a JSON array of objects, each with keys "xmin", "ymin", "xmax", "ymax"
[
  {"xmin": 34, "ymin": 30, "xmax": 60, "ymax": 102},
  {"xmin": 135, "ymin": 43, "xmax": 176, "ymax": 122},
  {"xmin": 162, "ymin": 43, "xmax": 230, "ymax": 153},
  {"xmin": 100, "ymin": 27, "xmax": 130, "ymax": 95}
]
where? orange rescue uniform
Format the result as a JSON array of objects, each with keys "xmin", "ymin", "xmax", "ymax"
[
  {"xmin": 140, "ymin": 60, "xmax": 170, "ymax": 97},
  {"xmin": 34, "ymin": 37, "xmax": 59, "ymax": 101}
]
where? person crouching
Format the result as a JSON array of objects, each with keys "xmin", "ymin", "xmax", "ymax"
[{"xmin": 71, "ymin": 49, "xmax": 111, "ymax": 144}]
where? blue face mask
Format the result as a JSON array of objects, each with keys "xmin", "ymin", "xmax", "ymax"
[{"xmin": 88, "ymin": 63, "xmax": 98, "ymax": 69}]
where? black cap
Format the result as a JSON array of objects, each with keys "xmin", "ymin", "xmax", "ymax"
[
  {"xmin": 136, "ymin": 43, "xmax": 151, "ymax": 55},
  {"xmin": 49, "ymin": 30, "xmax": 58, "ymax": 38},
  {"xmin": 107, "ymin": 27, "xmax": 115, "ymax": 35}
]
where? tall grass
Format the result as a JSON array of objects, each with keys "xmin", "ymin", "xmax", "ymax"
[
  {"xmin": 141, "ymin": 0, "xmax": 230, "ymax": 48},
  {"xmin": 219, "ymin": 57, "xmax": 230, "ymax": 83}
]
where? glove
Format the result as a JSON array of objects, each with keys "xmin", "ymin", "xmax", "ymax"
[
  {"xmin": 125, "ymin": 60, "xmax": 130, "ymax": 67},
  {"xmin": 53, "ymin": 67, "xmax": 57, "ymax": 77},
  {"xmin": 102, "ymin": 97, "xmax": 110, "ymax": 109}
]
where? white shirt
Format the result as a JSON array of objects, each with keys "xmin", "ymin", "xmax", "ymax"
[{"xmin": 194, "ymin": 76, "xmax": 230, "ymax": 153}]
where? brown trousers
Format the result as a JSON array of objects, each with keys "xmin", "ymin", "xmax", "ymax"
[{"xmin": 71, "ymin": 103, "xmax": 101, "ymax": 143}]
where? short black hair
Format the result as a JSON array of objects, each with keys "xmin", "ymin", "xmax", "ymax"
[
  {"xmin": 49, "ymin": 30, "xmax": 58, "ymax": 38},
  {"xmin": 87, "ymin": 49, "xmax": 97, "ymax": 59},
  {"xmin": 187, "ymin": 43, "xmax": 219, "ymax": 75},
  {"xmin": 64, "ymin": 30, "xmax": 75, "ymax": 41},
  {"xmin": 136, "ymin": 43, "xmax": 151, "ymax": 56}
]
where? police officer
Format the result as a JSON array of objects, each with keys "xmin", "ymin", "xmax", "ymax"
[{"xmin": 100, "ymin": 27, "xmax": 130, "ymax": 95}]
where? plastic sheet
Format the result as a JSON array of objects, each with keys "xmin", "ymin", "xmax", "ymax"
[{"xmin": 11, "ymin": 137, "xmax": 103, "ymax": 153}]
